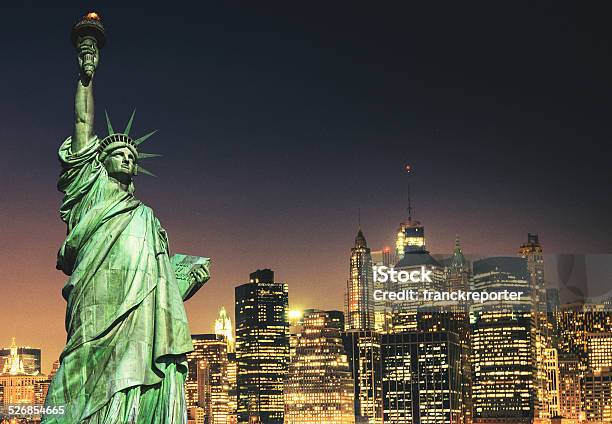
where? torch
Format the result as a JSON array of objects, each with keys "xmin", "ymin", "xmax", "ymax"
[{"xmin": 71, "ymin": 12, "xmax": 106, "ymax": 77}]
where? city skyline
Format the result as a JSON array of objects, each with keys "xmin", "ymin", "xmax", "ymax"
[{"xmin": 1, "ymin": 3, "xmax": 611, "ymax": 377}]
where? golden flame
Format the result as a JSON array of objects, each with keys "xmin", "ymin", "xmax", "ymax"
[{"xmin": 86, "ymin": 12, "xmax": 100, "ymax": 21}]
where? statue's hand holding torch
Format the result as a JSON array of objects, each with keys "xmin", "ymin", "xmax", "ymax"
[
  {"xmin": 77, "ymin": 37, "xmax": 99, "ymax": 81},
  {"xmin": 71, "ymin": 12, "xmax": 106, "ymax": 84}
]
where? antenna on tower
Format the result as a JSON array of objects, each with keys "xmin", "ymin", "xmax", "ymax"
[
  {"xmin": 405, "ymin": 164, "xmax": 413, "ymax": 222},
  {"xmin": 358, "ymin": 207, "xmax": 361, "ymax": 229}
]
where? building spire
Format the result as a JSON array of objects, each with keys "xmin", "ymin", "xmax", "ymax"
[{"xmin": 405, "ymin": 164, "xmax": 413, "ymax": 222}]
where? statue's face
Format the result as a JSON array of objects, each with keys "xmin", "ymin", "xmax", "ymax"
[{"xmin": 103, "ymin": 146, "xmax": 136, "ymax": 183}]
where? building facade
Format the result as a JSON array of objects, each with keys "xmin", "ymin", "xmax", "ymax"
[
  {"xmin": 471, "ymin": 257, "xmax": 535, "ymax": 423},
  {"xmin": 346, "ymin": 230, "xmax": 375, "ymax": 332},
  {"xmin": 343, "ymin": 330, "xmax": 382, "ymax": 424},
  {"xmin": 235, "ymin": 269, "xmax": 289, "ymax": 424},
  {"xmin": 0, "ymin": 338, "xmax": 42, "ymax": 376},
  {"xmin": 381, "ymin": 331, "xmax": 462, "ymax": 423},
  {"xmin": 285, "ymin": 310, "xmax": 354, "ymax": 424},
  {"xmin": 186, "ymin": 334, "xmax": 230, "ymax": 424}
]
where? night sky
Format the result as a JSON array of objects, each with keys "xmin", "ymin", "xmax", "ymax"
[{"xmin": 1, "ymin": 3, "xmax": 610, "ymax": 372}]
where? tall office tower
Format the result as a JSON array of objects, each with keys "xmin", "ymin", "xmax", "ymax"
[
  {"xmin": 587, "ymin": 332, "xmax": 612, "ymax": 370},
  {"xmin": 583, "ymin": 368, "xmax": 612, "ymax": 422},
  {"xmin": 557, "ymin": 353, "xmax": 583, "ymax": 421},
  {"xmin": 556, "ymin": 303, "xmax": 612, "ymax": 363},
  {"xmin": 343, "ymin": 331, "xmax": 382, "ymax": 424},
  {"xmin": 235, "ymin": 269, "xmax": 289, "ymax": 424},
  {"xmin": 285, "ymin": 310, "xmax": 354, "ymax": 424},
  {"xmin": 0, "ymin": 338, "xmax": 42, "ymax": 375},
  {"xmin": 471, "ymin": 257, "xmax": 536, "ymax": 424},
  {"xmin": 518, "ymin": 233, "xmax": 559, "ymax": 421},
  {"xmin": 215, "ymin": 306, "xmax": 236, "ymax": 353},
  {"xmin": 390, "ymin": 232, "xmax": 445, "ymax": 333},
  {"xmin": 346, "ymin": 230, "xmax": 375, "ymax": 332},
  {"xmin": 344, "ymin": 231, "xmax": 383, "ymax": 424},
  {"xmin": 544, "ymin": 348, "xmax": 561, "ymax": 418},
  {"xmin": 434, "ymin": 236, "xmax": 473, "ymax": 424},
  {"xmin": 227, "ymin": 352, "xmax": 238, "ymax": 424},
  {"xmin": 186, "ymin": 334, "xmax": 230, "ymax": 424},
  {"xmin": 380, "ymin": 331, "xmax": 462, "ymax": 423},
  {"xmin": 371, "ymin": 248, "xmax": 396, "ymax": 333},
  {"xmin": 214, "ymin": 306, "xmax": 238, "ymax": 423},
  {"xmin": 395, "ymin": 219, "xmax": 425, "ymax": 260},
  {"xmin": 0, "ymin": 339, "xmax": 49, "ymax": 406}
]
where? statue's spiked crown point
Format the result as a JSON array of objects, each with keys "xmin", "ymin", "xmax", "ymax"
[{"xmin": 98, "ymin": 110, "xmax": 160, "ymax": 177}]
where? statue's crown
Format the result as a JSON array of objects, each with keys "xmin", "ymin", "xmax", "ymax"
[{"xmin": 98, "ymin": 110, "xmax": 160, "ymax": 176}]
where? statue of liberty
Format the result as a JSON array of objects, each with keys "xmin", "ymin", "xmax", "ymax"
[{"xmin": 43, "ymin": 13, "xmax": 210, "ymax": 423}]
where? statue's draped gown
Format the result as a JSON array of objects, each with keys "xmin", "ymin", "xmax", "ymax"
[{"xmin": 43, "ymin": 136, "xmax": 194, "ymax": 423}]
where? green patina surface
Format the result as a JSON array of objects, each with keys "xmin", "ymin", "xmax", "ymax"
[{"xmin": 42, "ymin": 14, "xmax": 210, "ymax": 424}]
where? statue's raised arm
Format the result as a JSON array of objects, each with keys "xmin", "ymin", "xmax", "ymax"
[
  {"xmin": 72, "ymin": 37, "xmax": 98, "ymax": 153},
  {"xmin": 71, "ymin": 13, "xmax": 104, "ymax": 153}
]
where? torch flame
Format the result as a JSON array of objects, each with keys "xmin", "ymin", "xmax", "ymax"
[{"xmin": 86, "ymin": 12, "xmax": 100, "ymax": 20}]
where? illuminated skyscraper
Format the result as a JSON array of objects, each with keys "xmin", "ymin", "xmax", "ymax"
[
  {"xmin": 395, "ymin": 219, "xmax": 425, "ymax": 261},
  {"xmin": 0, "ymin": 338, "xmax": 49, "ymax": 408},
  {"xmin": 390, "ymin": 228, "xmax": 444, "ymax": 333},
  {"xmin": 587, "ymin": 332, "xmax": 612, "ymax": 371},
  {"xmin": 235, "ymin": 269, "xmax": 289, "ymax": 424},
  {"xmin": 186, "ymin": 334, "xmax": 230, "ymax": 424},
  {"xmin": 215, "ymin": 306, "xmax": 235, "ymax": 353},
  {"xmin": 227, "ymin": 352, "xmax": 238, "ymax": 424},
  {"xmin": 557, "ymin": 353, "xmax": 583, "ymax": 421},
  {"xmin": 519, "ymin": 233, "xmax": 559, "ymax": 421},
  {"xmin": 214, "ymin": 306, "xmax": 238, "ymax": 423},
  {"xmin": 471, "ymin": 257, "xmax": 535, "ymax": 423},
  {"xmin": 381, "ymin": 331, "xmax": 462, "ymax": 423},
  {"xmin": 346, "ymin": 230, "xmax": 375, "ymax": 332},
  {"xmin": 285, "ymin": 310, "xmax": 354, "ymax": 424},
  {"xmin": 556, "ymin": 303, "xmax": 612, "ymax": 363},
  {"xmin": 371, "ymin": 248, "xmax": 396, "ymax": 334},
  {"xmin": 435, "ymin": 236, "xmax": 473, "ymax": 424},
  {"xmin": 0, "ymin": 338, "xmax": 42, "ymax": 375},
  {"xmin": 343, "ymin": 330, "xmax": 382, "ymax": 424},
  {"xmin": 343, "ymin": 230, "xmax": 381, "ymax": 423},
  {"xmin": 583, "ymin": 368, "xmax": 612, "ymax": 422}
]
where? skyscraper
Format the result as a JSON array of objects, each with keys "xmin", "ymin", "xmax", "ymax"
[
  {"xmin": 442, "ymin": 236, "xmax": 473, "ymax": 424},
  {"xmin": 519, "ymin": 233, "xmax": 558, "ymax": 421},
  {"xmin": 235, "ymin": 269, "xmax": 289, "ymax": 424},
  {"xmin": 395, "ymin": 218, "xmax": 426, "ymax": 261},
  {"xmin": 390, "ymin": 225, "xmax": 444, "ymax": 333},
  {"xmin": 186, "ymin": 334, "xmax": 230, "ymax": 424},
  {"xmin": 215, "ymin": 306, "xmax": 236, "ymax": 353},
  {"xmin": 471, "ymin": 257, "xmax": 535, "ymax": 423},
  {"xmin": 285, "ymin": 310, "xmax": 354, "ymax": 424},
  {"xmin": 0, "ymin": 338, "xmax": 42, "ymax": 375},
  {"xmin": 214, "ymin": 306, "xmax": 238, "ymax": 423},
  {"xmin": 344, "ymin": 230, "xmax": 382, "ymax": 423},
  {"xmin": 370, "ymin": 247, "xmax": 396, "ymax": 334},
  {"xmin": 343, "ymin": 330, "xmax": 382, "ymax": 424},
  {"xmin": 556, "ymin": 303, "xmax": 612, "ymax": 363},
  {"xmin": 346, "ymin": 230, "xmax": 375, "ymax": 332},
  {"xmin": 583, "ymin": 368, "xmax": 612, "ymax": 422},
  {"xmin": 557, "ymin": 353, "xmax": 583, "ymax": 422},
  {"xmin": 380, "ymin": 331, "xmax": 462, "ymax": 423},
  {"xmin": 587, "ymin": 332, "xmax": 612, "ymax": 371},
  {"xmin": 0, "ymin": 338, "xmax": 49, "ymax": 408}
]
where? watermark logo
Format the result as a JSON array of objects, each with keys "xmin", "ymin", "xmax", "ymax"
[{"xmin": 373, "ymin": 265, "xmax": 432, "ymax": 283}]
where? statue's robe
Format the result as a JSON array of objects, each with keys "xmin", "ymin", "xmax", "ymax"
[{"xmin": 43, "ymin": 136, "xmax": 197, "ymax": 423}]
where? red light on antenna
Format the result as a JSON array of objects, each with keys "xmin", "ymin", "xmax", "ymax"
[
  {"xmin": 405, "ymin": 164, "xmax": 412, "ymax": 173},
  {"xmin": 383, "ymin": 247, "xmax": 391, "ymax": 253}
]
